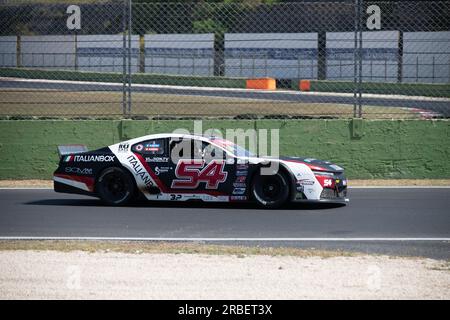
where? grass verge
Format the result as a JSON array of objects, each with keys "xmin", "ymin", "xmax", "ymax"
[
  {"xmin": 0, "ymin": 67, "xmax": 246, "ymax": 88},
  {"xmin": 302, "ymin": 80, "xmax": 450, "ymax": 98},
  {"xmin": 0, "ymin": 240, "xmax": 358, "ymax": 258},
  {"xmin": 0, "ymin": 89, "xmax": 416, "ymax": 119}
]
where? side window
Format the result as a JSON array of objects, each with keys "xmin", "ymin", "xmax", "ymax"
[
  {"xmin": 169, "ymin": 138, "xmax": 203, "ymax": 160},
  {"xmin": 132, "ymin": 139, "xmax": 166, "ymax": 156},
  {"xmin": 202, "ymin": 141, "xmax": 226, "ymax": 160}
]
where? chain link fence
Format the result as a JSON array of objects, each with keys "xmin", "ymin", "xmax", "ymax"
[{"xmin": 0, "ymin": 0, "xmax": 449, "ymax": 119}]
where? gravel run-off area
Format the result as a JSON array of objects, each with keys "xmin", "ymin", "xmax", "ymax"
[{"xmin": 0, "ymin": 250, "xmax": 449, "ymax": 299}]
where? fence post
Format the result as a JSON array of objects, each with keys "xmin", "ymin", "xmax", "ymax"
[
  {"xmin": 74, "ymin": 33, "xmax": 78, "ymax": 71},
  {"xmin": 128, "ymin": 0, "xmax": 132, "ymax": 115},
  {"xmin": 122, "ymin": 0, "xmax": 127, "ymax": 116},
  {"xmin": 353, "ymin": 0, "xmax": 358, "ymax": 118},
  {"xmin": 16, "ymin": 35, "xmax": 21, "ymax": 68},
  {"xmin": 317, "ymin": 31, "xmax": 327, "ymax": 80},
  {"xmin": 432, "ymin": 56, "xmax": 435, "ymax": 84},
  {"xmin": 358, "ymin": 0, "xmax": 363, "ymax": 118},
  {"xmin": 416, "ymin": 56, "xmax": 419, "ymax": 82},
  {"xmin": 397, "ymin": 31, "xmax": 403, "ymax": 83}
]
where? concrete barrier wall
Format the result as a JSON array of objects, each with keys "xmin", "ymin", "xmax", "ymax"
[
  {"xmin": 20, "ymin": 35, "xmax": 76, "ymax": 69},
  {"xmin": 0, "ymin": 119, "xmax": 448, "ymax": 180},
  {"xmin": 403, "ymin": 31, "xmax": 450, "ymax": 84},
  {"xmin": 326, "ymin": 31, "xmax": 399, "ymax": 83},
  {"xmin": 145, "ymin": 34, "xmax": 214, "ymax": 76},
  {"xmin": 224, "ymin": 33, "xmax": 318, "ymax": 79},
  {"xmin": 77, "ymin": 35, "xmax": 140, "ymax": 73},
  {"xmin": 0, "ymin": 36, "xmax": 17, "ymax": 67},
  {"xmin": 1, "ymin": 32, "xmax": 448, "ymax": 83}
]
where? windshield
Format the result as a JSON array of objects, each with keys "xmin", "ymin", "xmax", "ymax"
[{"xmin": 209, "ymin": 138, "xmax": 255, "ymax": 157}]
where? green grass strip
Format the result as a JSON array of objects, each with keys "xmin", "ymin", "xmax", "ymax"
[
  {"xmin": 0, "ymin": 67, "xmax": 247, "ymax": 89},
  {"xmin": 304, "ymin": 80, "xmax": 450, "ymax": 98}
]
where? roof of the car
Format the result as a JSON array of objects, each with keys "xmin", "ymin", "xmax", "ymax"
[{"xmin": 116, "ymin": 133, "xmax": 229, "ymax": 146}]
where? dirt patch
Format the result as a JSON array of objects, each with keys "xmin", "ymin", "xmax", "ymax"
[
  {"xmin": 0, "ymin": 90, "xmax": 417, "ymax": 119},
  {"xmin": 0, "ymin": 250, "xmax": 448, "ymax": 299},
  {"xmin": 0, "ymin": 180, "xmax": 53, "ymax": 188},
  {"xmin": 0, "ymin": 240, "xmax": 357, "ymax": 258}
]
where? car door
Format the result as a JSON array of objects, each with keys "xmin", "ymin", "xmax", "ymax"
[
  {"xmin": 131, "ymin": 138, "xmax": 172, "ymax": 192},
  {"xmin": 168, "ymin": 138, "xmax": 233, "ymax": 195}
]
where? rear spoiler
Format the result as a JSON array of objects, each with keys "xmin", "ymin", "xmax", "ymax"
[{"xmin": 57, "ymin": 144, "xmax": 88, "ymax": 158}]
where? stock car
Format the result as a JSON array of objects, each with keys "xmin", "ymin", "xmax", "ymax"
[{"xmin": 53, "ymin": 133, "xmax": 348, "ymax": 208}]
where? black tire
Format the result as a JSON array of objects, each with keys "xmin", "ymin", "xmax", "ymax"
[
  {"xmin": 96, "ymin": 167, "xmax": 134, "ymax": 206},
  {"xmin": 251, "ymin": 169, "xmax": 290, "ymax": 209}
]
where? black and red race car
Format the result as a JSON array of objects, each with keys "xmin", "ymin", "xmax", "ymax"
[{"xmin": 54, "ymin": 133, "xmax": 348, "ymax": 208}]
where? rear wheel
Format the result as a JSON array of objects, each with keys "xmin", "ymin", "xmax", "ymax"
[
  {"xmin": 96, "ymin": 167, "xmax": 134, "ymax": 206},
  {"xmin": 251, "ymin": 170, "xmax": 290, "ymax": 209}
]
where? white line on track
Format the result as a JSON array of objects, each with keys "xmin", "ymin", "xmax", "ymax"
[{"xmin": 0, "ymin": 236, "xmax": 449, "ymax": 242}]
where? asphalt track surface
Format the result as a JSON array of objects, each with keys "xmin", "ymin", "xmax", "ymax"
[
  {"xmin": 1, "ymin": 188, "xmax": 449, "ymax": 259},
  {"xmin": 1, "ymin": 79, "xmax": 449, "ymax": 116}
]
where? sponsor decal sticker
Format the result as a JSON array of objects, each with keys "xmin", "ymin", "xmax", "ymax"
[
  {"xmin": 127, "ymin": 155, "xmax": 154, "ymax": 188},
  {"xmin": 235, "ymin": 176, "xmax": 246, "ymax": 183},
  {"xmin": 135, "ymin": 144, "xmax": 144, "ymax": 152},
  {"xmin": 118, "ymin": 143, "xmax": 129, "ymax": 152},
  {"xmin": 65, "ymin": 167, "xmax": 93, "ymax": 175},
  {"xmin": 232, "ymin": 187, "xmax": 246, "ymax": 195},
  {"xmin": 237, "ymin": 164, "xmax": 249, "ymax": 170},
  {"xmin": 233, "ymin": 182, "xmax": 246, "ymax": 188},
  {"xmin": 64, "ymin": 155, "xmax": 74, "ymax": 162},
  {"xmin": 230, "ymin": 196, "xmax": 247, "ymax": 201},
  {"xmin": 298, "ymin": 179, "xmax": 315, "ymax": 186},
  {"xmin": 144, "ymin": 143, "xmax": 160, "ymax": 152},
  {"xmin": 145, "ymin": 157, "xmax": 169, "ymax": 163},
  {"xmin": 73, "ymin": 155, "xmax": 115, "ymax": 162},
  {"xmin": 236, "ymin": 170, "xmax": 248, "ymax": 176},
  {"xmin": 154, "ymin": 166, "xmax": 171, "ymax": 176}
]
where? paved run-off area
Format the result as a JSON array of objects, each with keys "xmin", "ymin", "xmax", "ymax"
[{"xmin": 0, "ymin": 250, "xmax": 449, "ymax": 299}]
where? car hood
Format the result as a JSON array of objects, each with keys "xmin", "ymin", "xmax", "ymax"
[{"xmin": 279, "ymin": 156, "xmax": 344, "ymax": 173}]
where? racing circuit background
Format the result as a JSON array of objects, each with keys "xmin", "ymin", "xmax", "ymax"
[
  {"xmin": 0, "ymin": 2, "xmax": 450, "ymax": 299},
  {"xmin": 0, "ymin": 0, "xmax": 449, "ymax": 119}
]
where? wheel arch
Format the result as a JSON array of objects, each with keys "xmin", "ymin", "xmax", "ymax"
[
  {"xmin": 248, "ymin": 161, "xmax": 296, "ymax": 201},
  {"xmin": 94, "ymin": 164, "xmax": 138, "ymax": 196}
]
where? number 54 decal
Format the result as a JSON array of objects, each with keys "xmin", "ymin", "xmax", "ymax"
[{"xmin": 171, "ymin": 160, "xmax": 228, "ymax": 189}]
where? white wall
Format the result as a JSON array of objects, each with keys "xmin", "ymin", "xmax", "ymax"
[
  {"xmin": 403, "ymin": 31, "xmax": 450, "ymax": 84},
  {"xmin": 144, "ymin": 34, "xmax": 214, "ymax": 76},
  {"xmin": 224, "ymin": 33, "xmax": 318, "ymax": 79},
  {"xmin": 0, "ymin": 36, "xmax": 17, "ymax": 67},
  {"xmin": 77, "ymin": 34, "xmax": 139, "ymax": 73},
  {"xmin": 20, "ymin": 35, "xmax": 76, "ymax": 69},
  {"xmin": 326, "ymin": 31, "xmax": 399, "ymax": 83}
]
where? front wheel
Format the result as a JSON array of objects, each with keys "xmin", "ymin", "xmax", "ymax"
[
  {"xmin": 96, "ymin": 167, "xmax": 134, "ymax": 206},
  {"xmin": 251, "ymin": 170, "xmax": 290, "ymax": 209}
]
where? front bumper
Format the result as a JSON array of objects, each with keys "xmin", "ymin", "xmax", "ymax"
[
  {"xmin": 292, "ymin": 197, "xmax": 349, "ymax": 204},
  {"xmin": 293, "ymin": 172, "xmax": 349, "ymax": 204}
]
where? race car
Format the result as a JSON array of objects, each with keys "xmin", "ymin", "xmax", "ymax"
[{"xmin": 53, "ymin": 133, "xmax": 348, "ymax": 208}]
